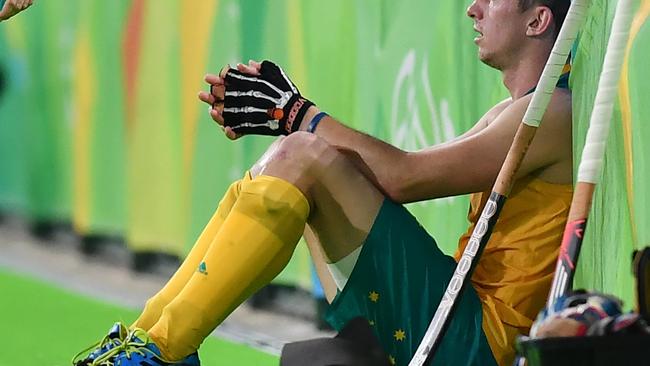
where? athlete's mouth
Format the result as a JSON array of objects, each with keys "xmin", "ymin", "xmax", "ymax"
[{"xmin": 473, "ymin": 27, "xmax": 483, "ymax": 42}]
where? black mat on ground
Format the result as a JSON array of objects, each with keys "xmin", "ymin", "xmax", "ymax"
[{"xmin": 280, "ymin": 317, "xmax": 391, "ymax": 366}]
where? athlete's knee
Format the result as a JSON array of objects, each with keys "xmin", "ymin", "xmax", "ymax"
[
  {"xmin": 270, "ymin": 131, "xmax": 336, "ymax": 172},
  {"xmin": 251, "ymin": 136, "xmax": 285, "ymax": 177},
  {"xmin": 256, "ymin": 132, "xmax": 340, "ymax": 199}
]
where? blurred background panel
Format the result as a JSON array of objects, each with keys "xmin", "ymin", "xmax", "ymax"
[
  {"xmin": 126, "ymin": 0, "xmax": 184, "ymax": 258},
  {"xmin": 0, "ymin": 0, "xmax": 79, "ymax": 230},
  {"xmin": 72, "ymin": 0, "xmax": 129, "ymax": 243}
]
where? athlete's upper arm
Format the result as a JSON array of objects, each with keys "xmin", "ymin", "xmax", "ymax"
[
  {"xmin": 394, "ymin": 90, "xmax": 572, "ymax": 203},
  {"xmin": 449, "ymin": 97, "xmax": 513, "ymax": 142}
]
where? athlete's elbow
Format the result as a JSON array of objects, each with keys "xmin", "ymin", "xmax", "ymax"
[
  {"xmin": 376, "ymin": 172, "xmax": 408, "ymax": 203},
  {"xmin": 384, "ymin": 174, "xmax": 422, "ymax": 204},
  {"xmin": 384, "ymin": 184, "xmax": 408, "ymax": 204},
  {"xmin": 383, "ymin": 156, "xmax": 428, "ymax": 203}
]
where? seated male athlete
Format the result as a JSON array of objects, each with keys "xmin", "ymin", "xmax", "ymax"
[{"xmin": 73, "ymin": 0, "xmax": 572, "ymax": 365}]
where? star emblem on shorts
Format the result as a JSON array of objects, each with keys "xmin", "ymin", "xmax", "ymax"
[
  {"xmin": 394, "ymin": 329, "xmax": 406, "ymax": 341},
  {"xmin": 389, "ymin": 355, "xmax": 396, "ymax": 365},
  {"xmin": 368, "ymin": 291, "xmax": 380, "ymax": 302}
]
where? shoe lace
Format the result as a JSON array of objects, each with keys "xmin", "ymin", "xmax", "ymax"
[
  {"xmin": 90, "ymin": 333, "xmax": 158, "ymax": 366},
  {"xmin": 71, "ymin": 332, "xmax": 123, "ymax": 365}
]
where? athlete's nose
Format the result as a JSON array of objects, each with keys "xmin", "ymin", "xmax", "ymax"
[{"xmin": 467, "ymin": 0, "xmax": 483, "ymax": 20}]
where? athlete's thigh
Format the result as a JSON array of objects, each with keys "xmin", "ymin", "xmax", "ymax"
[
  {"xmin": 251, "ymin": 135, "xmax": 384, "ymax": 263},
  {"xmin": 305, "ymin": 146, "xmax": 384, "ymax": 262}
]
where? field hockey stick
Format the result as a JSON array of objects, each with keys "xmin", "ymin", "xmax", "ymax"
[
  {"xmin": 408, "ymin": 1, "xmax": 591, "ymax": 364},
  {"xmin": 0, "ymin": 0, "xmax": 6, "ymax": 13},
  {"xmin": 633, "ymin": 248, "xmax": 650, "ymax": 322},
  {"xmin": 546, "ymin": 0, "xmax": 636, "ymax": 306}
]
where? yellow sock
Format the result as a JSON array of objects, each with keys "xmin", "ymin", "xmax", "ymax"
[
  {"xmin": 131, "ymin": 172, "xmax": 252, "ymax": 331},
  {"xmin": 148, "ymin": 175, "xmax": 310, "ymax": 360}
]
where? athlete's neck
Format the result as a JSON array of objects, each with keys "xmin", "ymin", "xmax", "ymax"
[{"xmin": 501, "ymin": 44, "xmax": 552, "ymax": 100}]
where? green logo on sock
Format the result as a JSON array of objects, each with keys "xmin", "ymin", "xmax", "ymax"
[{"xmin": 197, "ymin": 261, "xmax": 208, "ymax": 275}]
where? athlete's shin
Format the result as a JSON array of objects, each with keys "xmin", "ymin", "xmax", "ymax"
[
  {"xmin": 148, "ymin": 175, "xmax": 310, "ymax": 360},
  {"xmin": 132, "ymin": 172, "xmax": 252, "ymax": 331}
]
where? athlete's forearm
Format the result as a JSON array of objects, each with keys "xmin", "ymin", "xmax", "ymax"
[
  {"xmin": 297, "ymin": 105, "xmax": 519, "ymax": 204},
  {"xmin": 298, "ymin": 107, "xmax": 410, "ymax": 202}
]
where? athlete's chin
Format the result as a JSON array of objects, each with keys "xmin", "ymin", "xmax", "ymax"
[
  {"xmin": 474, "ymin": 40, "xmax": 502, "ymax": 69},
  {"xmin": 478, "ymin": 51, "xmax": 501, "ymax": 70},
  {"xmin": 477, "ymin": 51, "xmax": 491, "ymax": 65}
]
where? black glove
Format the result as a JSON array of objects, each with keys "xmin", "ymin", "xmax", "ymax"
[{"xmin": 223, "ymin": 60, "xmax": 314, "ymax": 136}]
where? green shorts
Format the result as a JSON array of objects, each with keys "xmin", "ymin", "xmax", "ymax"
[{"xmin": 325, "ymin": 200, "xmax": 497, "ymax": 366}]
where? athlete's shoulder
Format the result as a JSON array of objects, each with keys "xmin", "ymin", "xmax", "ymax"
[
  {"xmin": 507, "ymin": 87, "xmax": 572, "ymax": 126},
  {"xmin": 491, "ymin": 97, "xmax": 515, "ymax": 114},
  {"xmin": 481, "ymin": 97, "xmax": 513, "ymax": 128}
]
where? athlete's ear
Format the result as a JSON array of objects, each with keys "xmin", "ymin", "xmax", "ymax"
[{"xmin": 526, "ymin": 6, "xmax": 554, "ymax": 38}]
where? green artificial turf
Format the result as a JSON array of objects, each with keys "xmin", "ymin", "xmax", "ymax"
[{"xmin": 0, "ymin": 269, "xmax": 278, "ymax": 366}]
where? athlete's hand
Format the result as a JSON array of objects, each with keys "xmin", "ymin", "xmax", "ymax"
[
  {"xmin": 199, "ymin": 60, "xmax": 314, "ymax": 139},
  {"xmin": 199, "ymin": 64, "xmax": 238, "ymax": 139},
  {"xmin": 0, "ymin": 0, "xmax": 34, "ymax": 22}
]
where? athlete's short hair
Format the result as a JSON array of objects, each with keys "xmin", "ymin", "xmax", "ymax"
[{"xmin": 518, "ymin": 0, "xmax": 570, "ymax": 37}]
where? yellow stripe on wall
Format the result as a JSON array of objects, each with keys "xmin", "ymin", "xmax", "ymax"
[
  {"xmin": 180, "ymin": 0, "xmax": 219, "ymax": 178},
  {"xmin": 286, "ymin": 0, "xmax": 308, "ymax": 92},
  {"xmin": 619, "ymin": 0, "xmax": 650, "ymax": 248},
  {"xmin": 71, "ymin": 31, "xmax": 96, "ymax": 234},
  {"xmin": 128, "ymin": 0, "xmax": 184, "ymax": 253}
]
